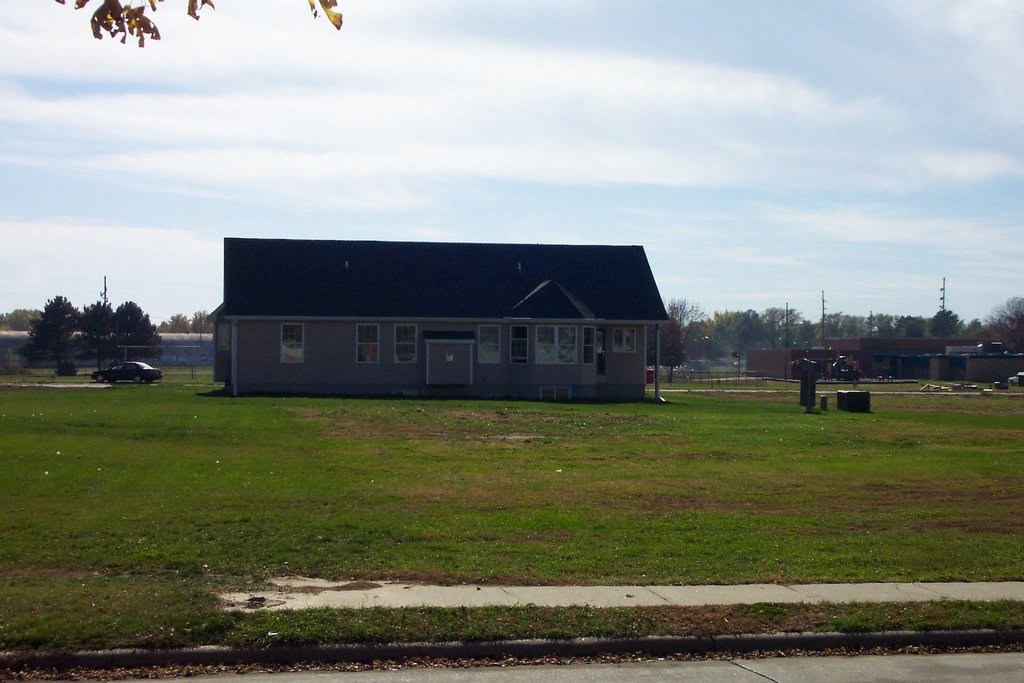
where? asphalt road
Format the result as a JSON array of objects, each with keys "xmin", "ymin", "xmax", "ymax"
[{"xmin": 127, "ymin": 652, "xmax": 1024, "ymax": 682}]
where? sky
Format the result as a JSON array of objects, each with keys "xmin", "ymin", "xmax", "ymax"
[{"xmin": 2, "ymin": 1, "xmax": 1022, "ymax": 326}]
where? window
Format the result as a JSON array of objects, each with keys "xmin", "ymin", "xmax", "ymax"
[
  {"xmin": 536, "ymin": 325, "xmax": 577, "ymax": 364},
  {"xmin": 478, "ymin": 325, "xmax": 500, "ymax": 364},
  {"xmin": 582, "ymin": 326, "xmax": 595, "ymax": 364},
  {"xmin": 218, "ymin": 323, "xmax": 231, "ymax": 351},
  {"xmin": 510, "ymin": 325, "xmax": 528, "ymax": 364},
  {"xmin": 394, "ymin": 324, "xmax": 417, "ymax": 363},
  {"xmin": 540, "ymin": 387, "xmax": 571, "ymax": 401},
  {"xmin": 280, "ymin": 323, "xmax": 304, "ymax": 363},
  {"xmin": 612, "ymin": 327, "xmax": 636, "ymax": 353},
  {"xmin": 357, "ymin": 324, "xmax": 379, "ymax": 363}
]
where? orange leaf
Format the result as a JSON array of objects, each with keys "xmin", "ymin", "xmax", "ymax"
[{"xmin": 318, "ymin": 0, "xmax": 342, "ymax": 30}]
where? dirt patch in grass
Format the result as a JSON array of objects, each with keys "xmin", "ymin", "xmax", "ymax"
[
  {"xmin": 397, "ymin": 470, "xmax": 1024, "ymax": 532},
  {"xmin": 0, "ymin": 565, "xmax": 96, "ymax": 580},
  {"xmin": 856, "ymin": 481, "xmax": 1024, "ymax": 505},
  {"xmin": 919, "ymin": 517, "xmax": 1024, "ymax": 533},
  {"xmin": 871, "ymin": 395, "xmax": 1024, "ymax": 414},
  {"xmin": 293, "ymin": 406, "xmax": 651, "ymax": 442}
]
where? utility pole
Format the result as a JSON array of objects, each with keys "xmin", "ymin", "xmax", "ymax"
[
  {"xmin": 101, "ymin": 276, "xmax": 108, "ymax": 306},
  {"xmin": 820, "ymin": 290, "xmax": 826, "ymax": 347},
  {"xmin": 939, "ymin": 277, "xmax": 947, "ymax": 312},
  {"xmin": 784, "ymin": 302, "xmax": 791, "ymax": 349}
]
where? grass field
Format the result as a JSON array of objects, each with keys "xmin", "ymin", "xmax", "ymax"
[{"xmin": 1, "ymin": 377, "xmax": 1023, "ymax": 650}]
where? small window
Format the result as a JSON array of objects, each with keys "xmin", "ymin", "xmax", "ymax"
[
  {"xmin": 218, "ymin": 323, "xmax": 231, "ymax": 351},
  {"xmin": 612, "ymin": 327, "xmax": 636, "ymax": 353},
  {"xmin": 510, "ymin": 325, "xmax": 528, "ymax": 364},
  {"xmin": 536, "ymin": 325, "xmax": 577, "ymax": 364},
  {"xmin": 281, "ymin": 323, "xmax": 304, "ymax": 363},
  {"xmin": 394, "ymin": 324, "xmax": 417, "ymax": 363},
  {"xmin": 540, "ymin": 387, "xmax": 571, "ymax": 401},
  {"xmin": 357, "ymin": 324, "xmax": 379, "ymax": 363},
  {"xmin": 582, "ymin": 326, "xmax": 595, "ymax": 364},
  {"xmin": 478, "ymin": 325, "xmax": 500, "ymax": 364}
]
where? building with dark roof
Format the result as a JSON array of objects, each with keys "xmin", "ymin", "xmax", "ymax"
[{"xmin": 212, "ymin": 238, "xmax": 669, "ymax": 399}]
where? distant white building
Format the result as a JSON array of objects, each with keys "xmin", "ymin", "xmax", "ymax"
[{"xmin": 0, "ymin": 331, "xmax": 214, "ymax": 368}]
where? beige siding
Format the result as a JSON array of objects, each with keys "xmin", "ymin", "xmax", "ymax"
[{"xmin": 227, "ymin": 319, "xmax": 648, "ymax": 398}]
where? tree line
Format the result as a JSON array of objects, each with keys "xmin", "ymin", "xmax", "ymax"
[
  {"xmin": 13, "ymin": 296, "xmax": 163, "ymax": 376},
  {"xmin": 659, "ymin": 296, "xmax": 1024, "ymax": 372}
]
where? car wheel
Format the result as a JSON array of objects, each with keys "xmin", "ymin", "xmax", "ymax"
[
  {"xmin": 133, "ymin": 375, "xmax": 142, "ymax": 383},
  {"xmin": 95, "ymin": 374, "xmax": 104, "ymax": 383}
]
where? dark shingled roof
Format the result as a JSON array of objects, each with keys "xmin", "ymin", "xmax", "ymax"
[{"xmin": 222, "ymin": 238, "xmax": 668, "ymax": 322}]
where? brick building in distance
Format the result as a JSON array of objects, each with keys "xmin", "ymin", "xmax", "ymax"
[{"xmin": 747, "ymin": 337, "xmax": 1024, "ymax": 383}]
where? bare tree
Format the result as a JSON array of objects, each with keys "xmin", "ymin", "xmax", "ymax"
[
  {"xmin": 985, "ymin": 297, "xmax": 1024, "ymax": 353},
  {"xmin": 660, "ymin": 299, "xmax": 707, "ymax": 381}
]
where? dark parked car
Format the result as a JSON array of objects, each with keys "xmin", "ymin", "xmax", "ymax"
[{"xmin": 92, "ymin": 362, "xmax": 163, "ymax": 384}]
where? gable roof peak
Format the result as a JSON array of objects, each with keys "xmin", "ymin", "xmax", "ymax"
[{"xmin": 511, "ymin": 279, "xmax": 595, "ymax": 320}]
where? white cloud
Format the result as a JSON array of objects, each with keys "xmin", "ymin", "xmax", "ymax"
[
  {"xmin": 886, "ymin": 0, "xmax": 1024, "ymax": 122},
  {"xmin": 0, "ymin": 20, "xmax": 906, "ymax": 209},
  {"xmin": 915, "ymin": 150, "xmax": 1022, "ymax": 182},
  {"xmin": 2, "ymin": 220, "xmax": 222, "ymax": 319},
  {"xmin": 1, "ymin": 3, "xmax": 1022, "ymax": 320},
  {"xmin": 756, "ymin": 203, "xmax": 1023, "ymax": 249}
]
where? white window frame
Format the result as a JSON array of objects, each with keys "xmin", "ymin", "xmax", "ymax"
[
  {"xmin": 535, "ymin": 325, "xmax": 577, "ymax": 365},
  {"xmin": 394, "ymin": 324, "xmax": 417, "ymax": 364},
  {"xmin": 582, "ymin": 326, "xmax": 595, "ymax": 364},
  {"xmin": 478, "ymin": 325, "xmax": 500, "ymax": 364},
  {"xmin": 280, "ymin": 323, "xmax": 304, "ymax": 363},
  {"xmin": 357, "ymin": 323, "xmax": 379, "ymax": 363},
  {"xmin": 510, "ymin": 325, "xmax": 529, "ymax": 364},
  {"xmin": 612, "ymin": 327, "xmax": 636, "ymax": 353}
]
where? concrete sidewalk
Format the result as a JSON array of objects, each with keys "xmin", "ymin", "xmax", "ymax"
[{"xmin": 222, "ymin": 578, "xmax": 1024, "ymax": 611}]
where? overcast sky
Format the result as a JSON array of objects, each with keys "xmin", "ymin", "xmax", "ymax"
[{"xmin": 2, "ymin": 1, "xmax": 1022, "ymax": 324}]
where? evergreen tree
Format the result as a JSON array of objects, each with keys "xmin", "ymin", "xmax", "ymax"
[
  {"xmin": 21, "ymin": 296, "xmax": 80, "ymax": 374},
  {"xmin": 929, "ymin": 309, "xmax": 963, "ymax": 337},
  {"xmin": 115, "ymin": 301, "xmax": 162, "ymax": 360},
  {"xmin": 895, "ymin": 315, "xmax": 927, "ymax": 338},
  {"xmin": 79, "ymin": 300, "xmax": 118, "ymax": 369}
]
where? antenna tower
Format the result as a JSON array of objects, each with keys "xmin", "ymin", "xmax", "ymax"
[{"xmin": 820, "ymin": 290, "xmax": 826, "ymax": 346}]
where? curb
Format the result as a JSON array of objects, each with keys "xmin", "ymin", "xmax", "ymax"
[{"xmin": 3, "ymin": 630, "xmax": 1024, "ymax": 672}]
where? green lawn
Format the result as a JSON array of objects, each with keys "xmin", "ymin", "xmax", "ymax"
[{"xmin": 1, "ymin": 382, "xmax": 1022, "ymax": 650}]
